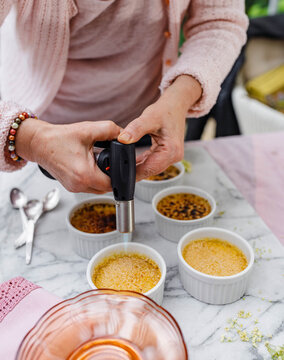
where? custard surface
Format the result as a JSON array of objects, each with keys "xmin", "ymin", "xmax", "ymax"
[
  {"xmin": 147, "ymin": 165, "xmax": 180, "ymax": 181},
  {"xmin": 182, "ymin": 238, "xmax": 248, "ymax": 276},
  {"xmin": 71, "ymin": 203, "xmax": 116, "ymax": 233},
  {"xmin": 157, "ymin": 193, "xmax": 211, "ymax": 220},
  {"xmin": 92, "ymin": 253, "xmax": 161, "ymax": 293}
]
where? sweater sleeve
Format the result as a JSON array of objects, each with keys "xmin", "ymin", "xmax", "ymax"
[
  {"xmin": 160, "ymin": 0, "xmax": 248, "ymax": 118},
  {"xmin": 0, "ymin": 101, "xmax": 33, "ymax": 172},
  {"xmin": 0, "ymin": 2, "xmax": 30, "ymax": 172},
  {"xmin": 0, "ymin": 0, "xmax": 15, "ymax": 25}
]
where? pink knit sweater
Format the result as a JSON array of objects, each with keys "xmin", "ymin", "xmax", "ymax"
[{"xmin": 0, "ymin": 0, "xmax": 248, "ymax": 172}]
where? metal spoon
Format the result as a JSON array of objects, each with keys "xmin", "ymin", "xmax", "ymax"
[
  {"xmin": 24, "ymin": 200, "xmax": 43, "ymax": 222},
  {"xmin": 14, "ymin": 199, "xmax": 40, "ymax": 248},
  {"xmin": 42, "ymin": 188, "xmax": 60, "ymax": 213},
  {"xmin": 25, "ymin": 189, "xmax": 60, "ymax": 265},
  {"xmin": 25, "ymin": 200, "xmax": 43, "ymax": 264},
  {"xmin": 15, "ymin": 188, "xmax": 60, "ymax": 249},
  {"xmin": 26, "ymin": 189, "xmax": 60, "ymax": 264},
  {"xmin": 10, "ymin": 188, "xmax": 28, "ymax": 230}
]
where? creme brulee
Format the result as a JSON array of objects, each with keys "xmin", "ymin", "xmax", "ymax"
[
  {"xmin": 71, "ymin": 203, "xmax": 116, "ymax": 234},
  {"xmin": 146, "ymin": 165, "xmax": 180, "ymax": 181},
  {"xmin": 92, "ymin": 253, "xmax": 161, "ymax": 293},
  {"xmin": 157, "ymin": 193, "xmax": 211, "ymax": 220},
  {"xmin": 182, "ymin": 238, "xmax": 248, "ymax": 276}
]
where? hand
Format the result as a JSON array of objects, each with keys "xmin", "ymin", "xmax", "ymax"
[
  {"xmin": 118, "ymin": 75, "xmax": 202, "ymax": 180},
  {"xmin": 16, "ymin": 120, "xmax": 121, "ymax": 193}
]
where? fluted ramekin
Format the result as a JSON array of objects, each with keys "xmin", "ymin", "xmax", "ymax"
[
  {"xmin": 177, "ymin": 227, "xmax": 254, "ymax": 305},
  {"xmin": 152, "ymin": 185, "xmax": 216, "ymax": 242},
  {"xmin": 67, "ymin": 197, "xmax": 130, "ymax": 259},
  {"xmin": 86, "ymin": 242, "xmax": 167, "ymax": 305},
  {"xmin": 135, "ymin": 162, "xmax": 185, "ymax": 203}
]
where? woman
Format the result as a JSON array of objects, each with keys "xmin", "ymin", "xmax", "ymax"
[{"xmin": 0, "ymin": 0, "xmax": 247, "ymax": 194}]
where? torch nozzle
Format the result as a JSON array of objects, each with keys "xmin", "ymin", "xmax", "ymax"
[{"xmin": 115, "ymin": 200, "xmax": 134, "ymax": 233}]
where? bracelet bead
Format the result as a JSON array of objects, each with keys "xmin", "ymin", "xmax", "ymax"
[
  {"xmin": 7, "ymin": 111, "xmax": 37, "ymax": 163},
  {"xmin": 11, "ymin": 123, "xmax": 19, "ymax": 129}
]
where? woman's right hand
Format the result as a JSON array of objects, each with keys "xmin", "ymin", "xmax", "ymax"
[{"xmin": 16, "ymin": 118, "xmax": 122, "ymax": 193}]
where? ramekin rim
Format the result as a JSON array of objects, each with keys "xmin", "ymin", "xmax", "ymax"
[
  {"xmin": 86, "ymin": 242, "xmax": 167, "ymax": 296},
  {"xmin": 177, "ymin": 227, "xmax": 255, "ymax": 281},
  {"xmin": 66, "ymin": 196, "xmax": 119, "ymax": 238},
  {"xmin": 152, "ymin": 185, "xmax": 216, "ymax": 224},
  {"xmin": 138, "ymin": 162, "xmax": 185, "ymax": 184}
]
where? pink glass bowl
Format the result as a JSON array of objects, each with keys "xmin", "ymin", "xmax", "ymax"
[{"xmin": 16, "ymin": 289, "xmax": 188, "ymax": 360}]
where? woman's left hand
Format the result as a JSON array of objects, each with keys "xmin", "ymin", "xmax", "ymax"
[{"xmin": 118, "ymin": 75, "xmax": 202, "ymax": 180}]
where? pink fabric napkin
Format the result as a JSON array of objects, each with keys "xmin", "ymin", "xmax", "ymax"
[
  {"xmin": 0, "ymin": 277, "xmax": 60, "ymax": 360},
  {"xmin": 195, "ymin": 132, "xmax": 284, "ymax": 244}
]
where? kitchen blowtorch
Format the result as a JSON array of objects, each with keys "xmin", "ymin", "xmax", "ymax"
[{"xmin": 38, "ymin": 140, "xmax": 136, "ymax": 234}]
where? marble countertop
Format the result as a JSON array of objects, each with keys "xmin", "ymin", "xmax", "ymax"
[{"xmin": 0, "ymin": 146, "xmax": 283, "ymax": 360}]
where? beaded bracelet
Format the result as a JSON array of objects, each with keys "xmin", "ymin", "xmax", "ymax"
[{"xmin": 8, "ymin": 112, "xmax": 37, "ymax": 162}]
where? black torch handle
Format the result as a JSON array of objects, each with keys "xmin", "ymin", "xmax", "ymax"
[
  {"xmin": 96, "ymin": 141, "xmax": 136, "ymax": 201},
  {"xmin": 110, "ymin": 140, "xmax": 136, "ymax": 202},
  {"xmin": 38, "ymin": 165, "xmax": 55, "ymax": 180}
]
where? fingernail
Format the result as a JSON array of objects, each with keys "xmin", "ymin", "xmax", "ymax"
[{"xmin": 119, "ymin": 132, "xmax": 131, "ymax": 142}]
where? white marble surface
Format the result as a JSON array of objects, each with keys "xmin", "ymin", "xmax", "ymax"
[{"xmin": 0, "ymin": 146, "xmax": 283, "ymax": 360}]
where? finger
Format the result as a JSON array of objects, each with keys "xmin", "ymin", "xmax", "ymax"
[
  {"xmin": 57, "ymin": 155, "xmax": 112, "ymax": 193},
  {"xmin": 87, "ymin": 151, "xmax": 113, "ymax": 192},
  {"xmin": 136, "ymin": 137, "xmax": 184, "ymax": 180},
  {"xmin": 81, "ymin": 188, "xmax": 108, "ymax": 195},
  {"xmin": 56, "ymin": 168, "xmax": 112, "ymax": 194},
  {"xmin": 118, "ymin": 116, "xmax": 160, "ymax": 144},
  {"xmin": 136, "ymin": 154, "xmax": 146, "ymax": 165},
  {"xmin": 79, "ymin": 123, "xmax": 118, "ymax": 191},
  {"xmin": 84, "ymin": 121, "xmax": 122, "ymax": 144},
  {"xmin": 135, "ymin": 148, "xmax": 171, "ymax": 181},
  {"xmin": 136, "ymin": 151, "xmax": 149, "ymax": 165},
  {"xmin": 88, "ymin": 167, "xmax": 112, "ymax": 192},
  {"xmin": 135, "ymin": 141, "xmax": 159, "ymax": 165}
]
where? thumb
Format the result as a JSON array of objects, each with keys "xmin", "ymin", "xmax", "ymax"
[{"xmin": 118, "ymin": 116, "xmax": 159, "ymax": 144}]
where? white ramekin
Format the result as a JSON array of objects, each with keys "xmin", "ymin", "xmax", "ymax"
[
  {"xmin": 73, "ymin": 192, "xmax": 113, "ymax": 202},
  {"xmin": 73, "ymin": 193, "xmax": 96, "ymax": 202},
  {"xmin": 67, "ymin": 197, "xmax": 130, "ymax": 259},
  {"xmin": 86, "ymin": 242, "xmax": 167, "ymax": 305},
  {"xmin": 177, "ymin": 227, "xmax": 254, "ymax": 305},
  {"xmin": 135, "ymin": 162, "xmax": 185, "ymax": 203},
  {"xmin": 152, "ymin": 186, "xmax": 216, "ymax": 242}
]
